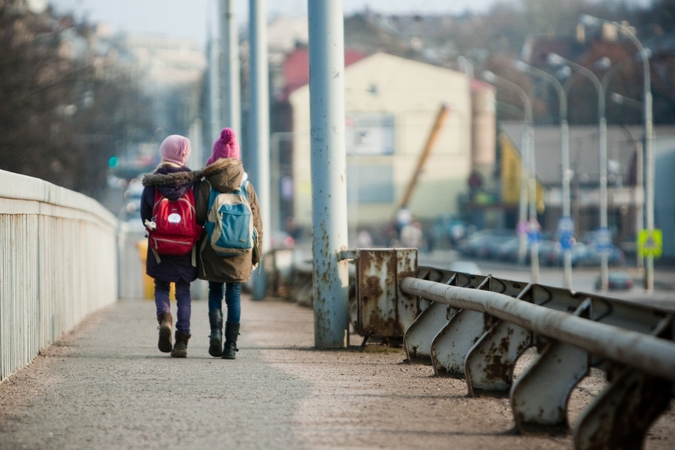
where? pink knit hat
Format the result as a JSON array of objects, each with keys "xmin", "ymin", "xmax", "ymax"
[
  {"xmin": 207, "ymin": 128, "xmax": 240, "ymax": 165},
  {"xmin": 160, "ymin": 135, "xmax": 191, "ymax": 166}
]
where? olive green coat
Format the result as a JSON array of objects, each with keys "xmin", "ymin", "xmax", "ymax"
[{"xmin": 195, "ymin": 158, "xmax": 263, "ymax": 282}]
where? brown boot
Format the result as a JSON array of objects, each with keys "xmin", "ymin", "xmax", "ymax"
[
  {"xmin": 171, "ymin": 331, "xmax": 191, "ymax": 358},
  {"xmin": 157, "ymin": 312, "xmax": 173, "ymax": 353}
]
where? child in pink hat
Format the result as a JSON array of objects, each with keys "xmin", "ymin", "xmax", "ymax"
[
  {"xmin": 195, "ymin": 128, "xmax": 262, "ymax": 359},
  {"xmin": 140, "ymin": 134, "xmax": 200, "ymax": 357}
]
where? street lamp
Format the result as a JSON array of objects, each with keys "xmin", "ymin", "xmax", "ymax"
[
  {"xmin": 514, "ymin": 60, "xmax": 574, "ymax": 289},
  {"xmin": 611, "ymin": 92, "xmax": 643, "ymax": 111},
  {"xmin": 580, "ymin": 14, "xmax": 655, "ymax": 291},
  {"xmin": 548, "ymin": 52, "xmax": 610, "ymax": 291},
  {"xmin": 483, "ymin": 70, "xmax": 540, "ymax": 282},
  {"xmin": 610, "ymin": 92, "xmax": 645, "ymax": 271}
]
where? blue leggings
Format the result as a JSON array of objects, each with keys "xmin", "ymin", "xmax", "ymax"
[
  {"xmin": 155, "ymin": 279, "xmax": 191, "ymax": 334},
  {"xmin": 208, "ymin": 281, "xmax": 241, "ymax": 323}
]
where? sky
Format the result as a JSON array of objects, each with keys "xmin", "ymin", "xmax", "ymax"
[{"xmin": 48, "ymin": 0, "xmax": 503, "ymax": 48}]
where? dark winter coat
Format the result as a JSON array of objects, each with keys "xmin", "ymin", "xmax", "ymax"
[
  {"xmin": 194, "ymin": 158, "xmax": 263, "ymax": 283},
  {"xmin": 140, "ymin": 163, "xmax": 200, "ymax": 283}
]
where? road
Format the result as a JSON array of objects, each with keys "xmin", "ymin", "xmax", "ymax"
[{"xmin": 420, "ymin": 250, "xmax": 675, "ymax": 308}]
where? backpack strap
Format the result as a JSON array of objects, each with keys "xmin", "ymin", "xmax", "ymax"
[
  {"xmin": 151, "ymin": 247, "xmax": 161, "ymax": 264},
  {"xmin": 149, "ymin": 187, "xmax": 162, "ymax": 264},
  {"xmin": 208, "ymin": 180, "xmax": 249, "ymax": 207},
  {"xmin": 151, "ymin": 188, "xmax": 163, "ymax": 217},
  {"xmin": 239, "ymin": 180, "xmax": 249, "ymax": 202},
  {"xmin": 207, "ymin": 181, "xmax": 219, "ymax": 212}
]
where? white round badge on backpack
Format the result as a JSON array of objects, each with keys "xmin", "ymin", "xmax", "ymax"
[{"xmin": 168, "ymin": 213, "xmax": 182, "ymax": 224}]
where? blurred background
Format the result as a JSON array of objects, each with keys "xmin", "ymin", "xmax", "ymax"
[{"xmin": 2, "ymin": 0, "xmax": 674, "ymax": 275}]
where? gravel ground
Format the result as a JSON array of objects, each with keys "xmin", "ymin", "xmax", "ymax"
[{"xmin": 0, "ymin": 296, "xmax": 673, "ymax": 449}]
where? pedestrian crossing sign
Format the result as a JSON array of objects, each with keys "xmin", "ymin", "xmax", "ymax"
[{"xmin": 638, "ymin": 229, "xmax": 662, "ymax": 257}]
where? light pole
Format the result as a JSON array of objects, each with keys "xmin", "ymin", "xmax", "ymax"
[
  {"xmin": 483, "ymin": 70, "xmax": 539, "ymax": 282},
  {"xmin": 249, "ymin": 0, "xmax": 270, "ymax": 300},
  {"xmin": 548, "ymin": 52, "xmax": 609, "ymax": 291},
  {"xmin": 494, "ymin": 100, "xmax": 529, "ymax": 265},
  {"xmin": 580, "ymin": 14, "xmax": 654, "ymax": 290},
  {"xmin": 515, "ymin": 60, "xmax": 573, "ymax": 289},
  {"xmin": 219, "ymin": 0, "xmax": 241, "ymax": 139},
  {"xmin": 610, "ymin": 93, "xmax": 645, "ymax": 272}
]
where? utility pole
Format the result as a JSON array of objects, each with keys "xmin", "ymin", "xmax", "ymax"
[
  {"xmin": 249, "ymin": 0, "xmax": 270, "ymax": 300},
  {"xmin": 219, "ymin": 0, "xmax": 241, "ymax": 139},
  {"xmin": 308, "ymin": 0, "xmax": 350, "ymax": 349},
  {"xmin": 208, "ymin": 21, "xmax": 221, "ymax": 144}
]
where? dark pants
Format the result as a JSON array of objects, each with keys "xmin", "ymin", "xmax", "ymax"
[
  {"xmin": 208, "ymin": 281, "xmax": 241, "ymax": 323},
  {"xmin": 154, "ymin": 279, "xmax": 191, "ymax": 334}
]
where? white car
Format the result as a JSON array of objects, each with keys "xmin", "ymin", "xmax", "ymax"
[{"xmin": 449, "ymin": 261, "xmax": 481, "ymax": 275}]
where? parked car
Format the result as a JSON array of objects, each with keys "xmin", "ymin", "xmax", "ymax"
[
  {"xmin": 495, "ymin": 237, "xmax": 521, "ymax": 262},
  {"xmin": 433, "ymin": 215, "xmax": 472, "ymax": 246},
  {"xmin": 556, "ymin": 242, "xmax": 625, "ymax": 267},
  {"xmin": 494, "ymin": 237, "xmax": 560, "ymax": 266},
  {"xmin": 457, "ymin": 229, "xmax": 513, "ymax": 258},
  {"xmin": 595, "ymin": 271, "xmax": 634, "ymax": 290},
  {"xmin": 119, "ymin": 178, "xmax": 144, "ymax": 232},
  {"xmin": 537, "ymin": 240, "xmax": 562, "ymax": 266},
  {"xmin": 449, "ymin": 261, "xmax": 482, "ymax": 275},
  {"xmin": 269, "ymin": 230, "xmax": 295, "ymax": 249}
]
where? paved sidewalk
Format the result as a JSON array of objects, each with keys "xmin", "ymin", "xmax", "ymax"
[{"xmin": 1, "ymin": 296, "xmax": 673, "ymax": 449}]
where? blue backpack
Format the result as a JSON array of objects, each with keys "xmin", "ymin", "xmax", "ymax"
[{"xmin": 204, "ymin": 181, "xmax": 258, "ymax": 257}]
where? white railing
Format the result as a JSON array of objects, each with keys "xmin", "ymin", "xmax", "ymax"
[{"xmin": 0, "ymin": 169, "xmax": 118, "ymax": 382}]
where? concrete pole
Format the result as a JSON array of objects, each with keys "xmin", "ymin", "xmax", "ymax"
[
  {"xmin": 516, "ymin": 61, "xmax": 570, "ymax": 287},
  {"xmin": 599, "ymin": 111, "xmax": 609, "ymax": 290},
  {"xmin": 635, "ymin": 141, "xmax": 644, "ymax": 270},
  {"xmin": 561, "ymin": 118, "xmax": 572, "ymax": 287},
  {"xmin": 308, "ymin": 0, "xmax": 350, "ymax": 349},
  {"xmin": 249, "ymin": 0, "xmax": 270, "ymax": 300},
  {"xmin": 528, "ymin": 125, "xmax": 540, "ymax": 283},
  {"xmin": 208, "ymin": 26, "xmax": 222, "ymax": 144},
  {"xmin": 551, "ymin": 54, "xmax": 608, "ymax": 290},
  {"xmin": 645, "ymin": 88, "xmax": 655, "ymax": 291},
  {"xmin": 615, "ymin": 27, "xmax": 656, "ymax": 291},
  {"xmin": 580, "ymin": 17, "xmax": 654, "ymax": 289},
  {"xmin": 518, "ymin": 128, "xmax": 529, "ymax": 265},
  {"xmin": 483, "ymin": 71, "xmax": 534, "ymax": 272},
  {"xmin": 219, "ymin": 0, "xmax": 241, "ymax": 139}
]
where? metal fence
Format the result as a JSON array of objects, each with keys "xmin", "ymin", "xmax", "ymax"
[
  {"xmin": 0, "ymin": 170, "xmax": 118, "ymax": 382},
  {"xmin": 337, "ymin": 248, "xmax": 675, "ymax": 450}
]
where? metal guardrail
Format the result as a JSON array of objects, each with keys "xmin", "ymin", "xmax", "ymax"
[
  {"xmin": 339, "ymin": 248, "xmax": 674, "ymax": 450},
  {"xmin": 0, "ymin": 170, "xmax": 118, "ymax": 382}
]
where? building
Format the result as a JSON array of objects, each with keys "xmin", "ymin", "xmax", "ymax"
[{"xmin": 288, "ymin": 52, "xmax": 476, "ymax": 238}]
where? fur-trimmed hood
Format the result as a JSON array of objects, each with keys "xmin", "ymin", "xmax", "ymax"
[
  {"xmin": 142, "ymin": 170, "xmax": 196, "ymax": 187},
  {"xmin": 141, "ymin": 164, "xmax": 196, "ymax": 201},
  {"xmin": 195, "ymin": 158, "xmax": 245, "ymax": 193}
]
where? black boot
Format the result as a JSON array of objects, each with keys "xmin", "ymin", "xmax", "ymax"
[
  {"xmin": 208, "ymin": 309, "xmax": 223, "ymax": 357},
  {"xmin": 171, "ymin": 331, "xmax": 191, "ymax": 358},
  {"xmin": 157, "ymin": 312, "xmax": 173, "ymax": 353},
  {"xmin": 222, "ymin": 322, "xmax": 240, "ymax": 360}
]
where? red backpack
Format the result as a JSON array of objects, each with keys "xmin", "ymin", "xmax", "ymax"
[{"xmin": 148, "ymin": 188, "xmax": 202, "ymax": 258}]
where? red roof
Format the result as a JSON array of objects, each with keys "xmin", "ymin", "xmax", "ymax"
[
  {"xmin": 283, "ymin": 48, "xmax": 367, "ymax": 99},
  {"xmin": 471, "ymin": 78, "xmax": 494, "ymax": 91}
]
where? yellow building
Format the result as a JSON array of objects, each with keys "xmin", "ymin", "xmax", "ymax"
[{"xmin": 288, "ymin": 52, "xmax": 473, "ymax": 229}]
